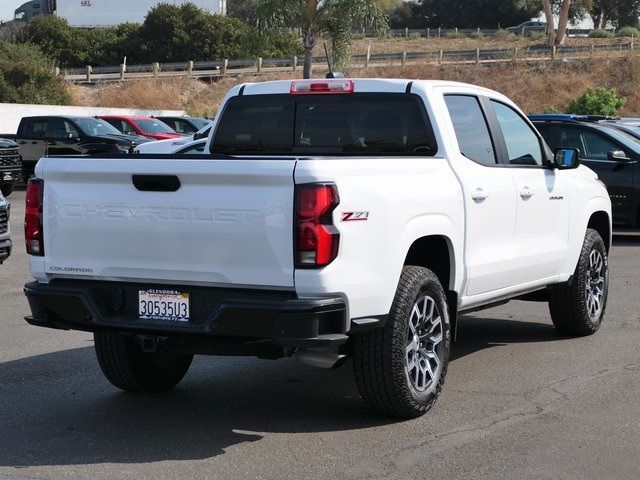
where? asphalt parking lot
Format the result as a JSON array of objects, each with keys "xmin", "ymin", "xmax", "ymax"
[{"xmin": 1, "ymin": 189, "xmax": 639, "ymax": 480}]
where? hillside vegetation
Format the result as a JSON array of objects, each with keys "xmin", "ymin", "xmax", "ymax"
[{"xmin": 70, "ymin": 55, "xmax": 640, "ymax": 117}]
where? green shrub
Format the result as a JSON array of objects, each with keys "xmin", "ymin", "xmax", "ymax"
[
  {"xmin": 541, "ymin": 106, "xmax": 560, "ymax": 114},
  {"xmin": 566, "ymin": 87, "xmax": 626, "ymax": 115},
  {"xmin": 0, "ymin": 41, "xmax": 71, "ymax": 105},
  {"xmin": 495, "ymin": 29, "xmax": 511, "ymax": 39},
  {"xmin": 616, "ymin": 26, "xmax": 640, "ymax": 38},
  {"xmin": 470, "ymin": 31, "xmax": 484, "ymax": 40},
  {"xmin": 588, "ymin": 29, "xmax": 614, "ymax": 38}
]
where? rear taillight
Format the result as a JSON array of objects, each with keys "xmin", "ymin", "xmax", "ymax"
[
  {"xmin": 25, "ymin": 178, "xmax": 44, "ymax": 256},
  {"xmin": 295, "ymin": 183, "xmax": 340, "ymax": 268}
]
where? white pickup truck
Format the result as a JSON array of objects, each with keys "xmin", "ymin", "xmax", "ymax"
[{"xmin": 24, "ymin": 79, "xmax": 611, "ymax": 418}]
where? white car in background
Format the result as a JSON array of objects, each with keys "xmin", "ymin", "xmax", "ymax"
[{"xmin": 133, "ymin": 123, "xmax": 212, "ymax": 154}]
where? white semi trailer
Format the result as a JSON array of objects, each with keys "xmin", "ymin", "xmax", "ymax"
[{"xmin": 15, "ymin": 0, "xmax": 227, "ymax": 26}]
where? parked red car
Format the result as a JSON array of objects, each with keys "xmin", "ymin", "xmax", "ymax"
[{"xmin": 99, "ymin": 115, "xmax": 182, "ymax": 140}]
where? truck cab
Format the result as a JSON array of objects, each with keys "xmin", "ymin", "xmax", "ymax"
[{"xmin": 14, "ymin": 0, "xmax": 54, "ymax": 21}]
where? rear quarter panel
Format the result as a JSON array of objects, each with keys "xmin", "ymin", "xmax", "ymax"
[{"xmin": 294, "ymin": 156, "xmax": 464, "ymax": 323}]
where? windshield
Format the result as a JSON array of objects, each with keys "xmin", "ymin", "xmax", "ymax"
[
  {"xmin": 135, "ymin": 119, "xmax": 176, "ymax": 134},
  {"xmin": 186, "ymin": 118, "xmax": 210, "ymax": 130},
  {"xmin": 600, "ymin": 125, "xmax": 640, "ymax": 151},
  {"xmin": 74, "ymin": 118, "xmax": 122, "ymax": 136}
]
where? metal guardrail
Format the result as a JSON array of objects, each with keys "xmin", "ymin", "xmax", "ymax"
[{"xmin": 60, "ymin": 41, "xmax": 636, "ymax": 83}]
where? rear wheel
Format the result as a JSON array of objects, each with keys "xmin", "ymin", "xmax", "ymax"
[
  {"xmin": 94, "ymin": 332, "xmax": 193, "ymax": 392},
  {"xmin": 548, "ymin": 228, "xmax": 608, "ymax": 336},
  {"xmin": 352, "ymin": 266, "xmax": 451, "ymax": 418},
  {"xmin": 0, "ymin": 182, "xmax": 15, "ymax": 197}
]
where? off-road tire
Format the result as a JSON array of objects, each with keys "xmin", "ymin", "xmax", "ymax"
[
  {"xmin": 0, "ymin": 182, "xmax": 15, "ymax": 197},
  {"xmin": 548, "ymin": 228, "xmax": 608, "ymax": 336},
  {"xmin": 94, "ymin": 332, "xmax": 193, "ymax": 392},
  {"xmin": 352, "ymin": 266, "xmax": 451, "ymax": 418}
]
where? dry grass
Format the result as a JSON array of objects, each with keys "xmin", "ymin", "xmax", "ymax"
[
  {"xmin": 70, "ymin": 54, "xmax": 640, "ymax": 116},
  {"xmin": 347, "ymin": 36, "xmax": 630, "ymax": 55}
]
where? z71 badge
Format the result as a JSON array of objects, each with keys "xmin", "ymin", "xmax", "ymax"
[{"xmin": 341, "ymin": 212, "xmax": 369, "ymax": 222}]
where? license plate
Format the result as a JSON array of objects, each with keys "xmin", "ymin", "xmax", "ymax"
[{"xmin": 138, "ymin": 289, "xmax": 189, "ymax": 322}]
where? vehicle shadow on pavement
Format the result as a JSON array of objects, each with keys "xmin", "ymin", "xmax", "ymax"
[
  {"xmin": 451, "ymin": 315, "xmax": 561, "ymax": 361},
  {"xmin": 0, "ymin": 344, "xmax": 390, "ymax": 467},
  {"xmin": 0, "ymin": 316, "xmax": 563, "ymax": 467}
]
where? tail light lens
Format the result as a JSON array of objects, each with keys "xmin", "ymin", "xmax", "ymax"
[
  {"xmin": 25, "ymin": 178, "xmax": 44, "ymax": 256},
  {"xmin": 295, "ymin": 184, "xmax": 340, "ymax": 268}
]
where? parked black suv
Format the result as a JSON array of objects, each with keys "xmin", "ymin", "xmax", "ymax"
[
  {"xmin": 0, "ymin": 138, "xmax": 21, "ymax": 197},
  {"xmin": 530, "ymin": 114, "xmax": 640, "ymax": 228},
  {"xmin": 16, "ymin": 116, "xmax": 149, "ymax": 179}
]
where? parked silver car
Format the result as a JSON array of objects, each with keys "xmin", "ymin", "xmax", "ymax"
[{"xmin": 506, "ymin": 21, "xmax": 547, "ymax": 35}]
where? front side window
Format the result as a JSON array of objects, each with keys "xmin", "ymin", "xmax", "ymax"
[
  {"xmin": 212, "ymin": 93, "xmax": 436, "ymax": 156},
  {"xmin": 491, "ymin": 100, "xmax": 543, "ymax": 166},
  {"xmin": 444, "ymin": 95, "xmax": 496, "ymax": 166},
  {"xmin": 558, "ymin": 127, "xmax": 620, "ymax": 160}
]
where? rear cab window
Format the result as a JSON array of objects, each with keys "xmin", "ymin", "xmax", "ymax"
[
  {"xmin": 444, "ymin": 95, "xmax": 497, "ymax": 166},
  {"xmin": 211, "ymin": 93, "xmax": 437, "ymax": 156}
]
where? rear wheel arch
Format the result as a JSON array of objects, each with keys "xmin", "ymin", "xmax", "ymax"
[
  {"xmin": 403, "ymin": 235, "xmax": 459, "ymax": 340},
  {"xmin": 403, "ymin": 235, "xmax": 455, "ymax": 291}
]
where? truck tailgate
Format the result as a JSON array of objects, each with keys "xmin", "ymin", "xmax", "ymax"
[{"xmin": 40, "ymin": 157, "xmax": 296, "ymax": 288}]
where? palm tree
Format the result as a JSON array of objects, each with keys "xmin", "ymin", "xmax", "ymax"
[{"xmin": 255, "ymin": 0, "xmax": 388, "ymax": 79}]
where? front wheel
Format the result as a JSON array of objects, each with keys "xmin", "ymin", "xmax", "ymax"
[
  {"xmin": 94, "ymin": 332, "xmax": 193, "ymax": 392},
  {"xmin": 548, "ymin": 228, "xmax": 609, "ymax": 336},
  {"xmin": 352, "ymin": 266, "xmax": 451, "ymax": 418}
]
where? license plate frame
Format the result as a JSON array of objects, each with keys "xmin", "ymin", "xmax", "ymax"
[{"xmin": 138, "ymin": 289, "xmax": 190, "ymax": 323}]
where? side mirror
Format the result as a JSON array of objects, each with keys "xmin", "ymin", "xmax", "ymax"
[
  {"xmin": 607, "ymin": 150, "xmax": 630, "ymax": 162},
  {"xmin": 554, "ymin": 148, "xmax": 580, "ymax": 169}
]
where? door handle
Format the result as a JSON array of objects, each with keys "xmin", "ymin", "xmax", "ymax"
[
  {"xmin": 471, "ymin": 188, "xmax": 489, "ymax": 201},
  {"xmin": 132, "ymin": 174, "xmax": 181, "ymax": 192},
  {"xmin": 519, "ymin": 187, "xmax": 534, "ymax": 199}
]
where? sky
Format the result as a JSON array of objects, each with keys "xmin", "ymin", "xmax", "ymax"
[{"xmin": 1, "ymin": 1, "xmax": 24, "ymax": 22}]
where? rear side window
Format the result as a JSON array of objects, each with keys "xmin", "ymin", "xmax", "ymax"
[
  {"xmin": 212, "ymin": 93, "xmax": 437, "ymax": 156},
  {"xmin": 22, "ymin": 119, "xmax": 49, "ymax": 138},
  {"xmin": 444, "ymin": 95, "xmax": 496, "ymax": 166}
]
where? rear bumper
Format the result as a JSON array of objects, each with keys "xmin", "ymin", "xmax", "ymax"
[
  {"xmin": 0, "ymin": 239, "xmax": 11, "ymax": 264},
  {"xmin": 24, "ymin": 280, "xmax": 348, "ymax": 348}
]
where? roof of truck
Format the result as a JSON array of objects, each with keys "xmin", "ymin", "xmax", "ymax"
[{"xmin": 232, "ymin": 78, "xmax": 508, "ymax": 102}]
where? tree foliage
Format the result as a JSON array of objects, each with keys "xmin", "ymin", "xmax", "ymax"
[
  {"xmin": 389, "ymin": 0, "xmax": 541, "ymax": 28},
  {"xmin": 0, "ymin": 41, "xmax": 71, "ymax": 105},
  {"xmin": 255, "ymin": 0, "xmax": 388, "ymax": 78},
  {"xmin": 20, "ymin": 3, "xmax": 300, "ymax": 68},
  {"xmin": 591, "ymin": 0, "xmax": 640, "ymax": 28}
]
